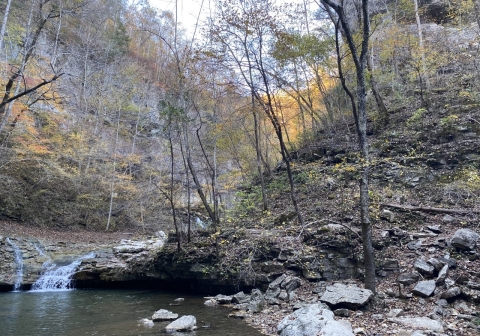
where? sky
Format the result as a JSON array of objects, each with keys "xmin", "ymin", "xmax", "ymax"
[{"xmin": 148, "ymin": 0, "xmax": 210, "ymax": 35}]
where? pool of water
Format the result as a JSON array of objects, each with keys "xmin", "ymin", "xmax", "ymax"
[{"xmin": 0, "ymin": 289, "xmax": 263, "ymax": 336}]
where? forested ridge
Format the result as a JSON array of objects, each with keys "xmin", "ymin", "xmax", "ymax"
[{"xmin": 1, "ymin": 0, "xmax": 480, "ymax": 295}]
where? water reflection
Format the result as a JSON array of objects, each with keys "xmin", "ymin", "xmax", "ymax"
[{"xmin": 0, "ymin": 290, "xmax": 262, "ymax": 336}]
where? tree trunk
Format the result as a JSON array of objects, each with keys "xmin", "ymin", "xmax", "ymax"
[
  {"xmin": 0, "ymin": 0, "xmax": 12, "ymax": 49},
  {"xmin": 367, "ymin": 51, "xmax": 388, "ymax": 125}
]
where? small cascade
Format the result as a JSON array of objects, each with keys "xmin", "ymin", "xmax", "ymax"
[
  {"xmin": 30, "ymin": 252, "xmax": 95, "ymax": 292},
  {"xmin": 6, "ymin": 238, "xmax": 24, "ymax": 292},
  {"xmin": 34, "ymin": 242, "xmax": 53, "ymax": 268}
]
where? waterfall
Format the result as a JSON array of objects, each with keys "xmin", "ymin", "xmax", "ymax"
[
  {"xmin": 30, "ymin": 252, "xmax": 95, "ymax": 292},
  {"xmin": 6, "ymin": 238, "xmax": 24, "ymax": 292}
]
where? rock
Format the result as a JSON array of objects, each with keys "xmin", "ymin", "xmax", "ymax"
[
  {"xmin": 248, "ymin": 300, "xmax": 265, "ymax": 313},
  {"xmin": 229, "ymin": 311, "xmax": 247, "ymax": 319},
  {"xmin": 334, "ymin": 308, "xmax": 352, "ymax": 317},
  {"xmin": 436, "ymin": 264, "xmax": 448, "ymax": 284},
  {"xmin": 214, "ymin": 294, "xmax": 232, "ymax": 304},
  {"xmin": 398, "ymin": 272, "xmax": 420, "ymax": 285},
  {"xmin": 152, "ymin": 309, "xmax": 178, "ymax": 321},
  {"xmin": 283, "ymin": 276, "xmax": 302, "ymax": 293},
  {"xmin": 442, "ymin": 214, "xmax": 455, "ymax": 223},
  {"xmin": 279, "ymin": 289, "xmax": 288, "ymax": 301},
  {"xmin": 454, "ymin": 301, "xmax": 475, "ymax": 314},
  {"xmin": 388, "ymin": 317, "xmax": 444, "ymax": 332},
  {"xmin": 320, "ymin": 283, "xmax": 374, "ymax": 309},
  {"xmin": 138, "ymin": 318, "xmax": 154, "ymax": 328},
  {"xmin": 232, "ymin": 291, "xmax": 250, "ymax": 304},
  {"xmin": 381, "ymin": 209, "xmax": 394, "ymax": 222},
  {"xmin": 250, "ymin": 289, "xmax": 264, "ymax": 301},
  {"xmin": 387, "ymin": 309, "xmax": 404, "ymax": 318},
  {"xmin": 441, "ymin": 286, "xmax": 461, "ymax": 300},
  {"xmin": 204, "ymin": 299, "xmax": 218, "ymax": 306},
  {"xmin": 414, "ymin": 259, "xmax": 435, "ymax": 277},
  {"xmin": 165, "ymin": 315, "xmax": 196, "ymax": 332},
  {"xmin": 277, "ymin": 303, "xmax": 354, "ymax": 336},
  {"xmin": 174, "ymin": 298, "xmax": 185, "ymax": 302},
  {"xmin": 269, "ymin": 274, "xmax": 286, "ymax": 290},
  {"xmin": 426, "ymin": 225, "xmax": 442, "ymax": 234},
  {"xmin": 461, "ymin": 287, "xmax": 480, "ymax": 303},
  {"xmin": 451, "ymin": 228, "xmax": 479, "ymax": 250},
  {"xmin": 412, "ymin": 280, "xmax": 436, "ymax": 297}
]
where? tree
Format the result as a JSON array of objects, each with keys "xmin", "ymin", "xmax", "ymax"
[{"xmin": 320, "ymin": 0, "xmax": 376, "ymax": 292}]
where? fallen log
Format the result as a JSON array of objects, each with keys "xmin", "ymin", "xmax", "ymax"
[{"xmin": 380, "ymin": 203, "xmax": 480, "ymax": 214}]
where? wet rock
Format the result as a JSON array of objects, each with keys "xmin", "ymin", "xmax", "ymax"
[
  {"xmin": 320, "ymin": 283, "xmax": 374, "ymax": 309},
  {"xmin": 412, "ymin": 280, "xmax": 436, "ymax": 297},
  {"xmin": 138, "ymin": 318, "xmax": 154, "ymax": 328},
  {"xmin": 152, "ymin": 309, "xmax": 178, "ymax": 321},
  {"xmin": 204, "ymin": 299, "xmax": 218, "ymax": 306},
  {"xmin": 214, "ymin": 294, "xmax": 232, "ymax": 304},
  {"xmin": 398, "ymin": 272, "xmax": 420, "ymax": 285},
  {"xmin": 440, "ymin": 286, "xmax": 461, "ymax": 300},
  {"xmin": 165, "ymin": 315, "xmax": 196, "ymax": 332},
  {"xmin": 451, "ymin": 228, "xmax": 479, "ymax": 250},
  {"xmin": 229, "ymin": 311, "xmax": 247, "ymax": 319},
  {"xmin": 414, "ymin": 259, "xmax": 435, "ymax": 277},
  {"xmin": 174, "ymin": 298, "xmax": 184, "ymax": 302},
  {"xmin": 277, "ymin": 303, "xmax": 354, "ymax": 336},
  {"xmin": 387, "ymin": 317, "xmax": 444, "ymax": 332}
]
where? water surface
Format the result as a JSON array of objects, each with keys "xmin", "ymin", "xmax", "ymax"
[{"xmin": 0, "ymin": 290, "xmax": 263, "ymax": 336}]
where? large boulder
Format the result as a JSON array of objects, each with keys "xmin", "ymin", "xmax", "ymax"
[
  {"xmin": 165, "ymin": 315, "xmax": 196, "ymax": 332},
  {"xmin": 320, "ymin": 283, "xmax": 373, "ymax": 309},
  {"xmin": 152, "ymin": 309, "xmax": 178, "ymax": 321},
  {"xmin": 451, "ymin": 229, "xmax": 479, "ymax": 250},
  {"xmin": 277, "ymin": 303, "xmax": 353, "ymax": 336}
]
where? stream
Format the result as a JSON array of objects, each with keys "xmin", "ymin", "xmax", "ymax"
[{"xmin": 0, "ymin": 289, "xmax": 263, "ymax": 336}]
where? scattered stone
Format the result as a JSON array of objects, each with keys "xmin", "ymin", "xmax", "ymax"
[
  {"xmin": 283, "ymin": 276, "xmax": 302, "ymax": 293},
  {"xmin": 388, "ymin": 317, "xmax": 444, "ymax": 332},
  {"xmin": 353, "ymin": 327, "xmax": 366, "ymax": 334},
  {"xmin": 138, "ymin": 318, "xmax": 154, "ymax": 328},
  {"xmin": 277, "ymin": 303, "xmax": 354, "ymax": 336},
  {"xmin": 320, "ymin": 283, "xmax": 374, "ymax": 309},
  {"xmin": 445, "ymin": 278, "xmax": 455, "ymax": 288},
  {"xmin": 387, "ymin": 309, "xmax": 404, "ymax": 318},
  {"xmin": 461, "ymin": 287, "xmax": 480, "ymax": 303},
  {"xmin": 451, "ymin": 228, "xmax": 479, "ymax": 250},
  {"xmin": 441, "ymin": 286, "xmax": 461, "ymax": 300},
  {"xmin": 152, "ymin": 309, "xmax": 178, "ymax": 321},
  {"xmin": 414, "ymin": 259, "xmax": 435, "ymax": 277},
  {"xmin": 412, "ymin": 280, "xmax": 436, "ymax": 297},
  {"xmin": 436, "ymin": 264, "xmax": 449, "ymax": 284},
  {"xmin": 443, "ymin": 214, "xmax": 455, "ymax": 223},
  {"xmin": 436, "ymin": 299, "xmax": 449, "ymax": 307},
  {"xmin": 398, "ymin": 272, "xmax": 420, "ymax": 285},
  {"xmin": 165, "ymin": 315, "xmax": 196, "ymax": 332},
  {"xmin": 334, "ymin": 308, "xmax": 352, "ymax": 317},
  {"xmin": 278, "ymin": 289, "xmax": 288, "ymax": 301},
  {"xmin": 426, "ymin": 225, "xmax": 442, "ymax": 234},
  {"xmin": 454, "ymin": 301, "xmax": 475, "ymax": 315}
]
